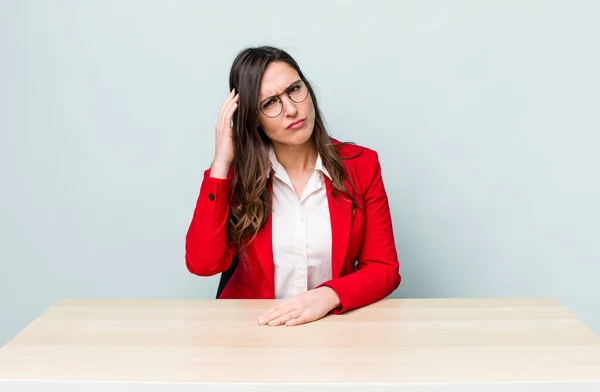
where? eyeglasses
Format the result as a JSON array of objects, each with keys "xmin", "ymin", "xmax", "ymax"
[{"xmin": 258, "ymin": 80, "xmax": 309, "ymax": 118}]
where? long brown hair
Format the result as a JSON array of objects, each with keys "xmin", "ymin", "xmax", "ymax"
[{"xmin": 227, "ymin": 46, "xmax": 358, "ymax": 250}]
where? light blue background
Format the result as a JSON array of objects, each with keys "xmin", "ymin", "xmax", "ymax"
[{"xmin": 1, "ymin": 0, "xmax": 599, "ymax": 345}]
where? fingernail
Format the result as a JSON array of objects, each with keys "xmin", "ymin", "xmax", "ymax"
[{"xmin": 258, "ymin": 316, "xmax": 265, "ymax": 325}]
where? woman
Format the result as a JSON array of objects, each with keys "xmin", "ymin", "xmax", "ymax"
[{"xmin": 185, "ymin": 46, "xmax": 400, "ymax": 327}]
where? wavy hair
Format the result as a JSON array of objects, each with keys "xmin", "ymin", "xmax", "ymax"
[{"xmin": 227, "ymin": 46, "xmax": 358, "ymax": 250}]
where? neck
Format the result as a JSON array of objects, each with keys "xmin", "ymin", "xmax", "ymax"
[{"xmin": 272, "ymin": 138, "xmax": 318, "ymax": 174}]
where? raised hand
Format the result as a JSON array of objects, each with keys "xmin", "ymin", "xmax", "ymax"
[{"xmin": 210, "ymin": 89, "xmax": 239, "ymax": 178}]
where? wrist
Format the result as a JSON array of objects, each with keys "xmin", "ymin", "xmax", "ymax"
[
  {"xmin": 210, "ymin": 160, "xmax": 231, "ymax": 179},
  {"xmin": 320, "ymin": 286, "xmax": 341, "ymax": 310}
]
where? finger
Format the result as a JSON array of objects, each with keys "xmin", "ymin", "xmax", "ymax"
[
  {"xmin": 225, "ymin": 102, "xmax": 238, "ymax": 124},
  {"xmin": 218, "ymin": 95, "xmax": 233, "ymax": 123},
  {"xmin": 258, "ymin": 307, "xmax": 281, "ymax": 325},
  {"xmin": 223, "ymin": 94, "xmax": 239, "ymax": 116},
  {"xmin": 285, "ymin": 315, "xmax": 306, "ymax": 327},
  {"xmin": 219, "ymin": 89, "xmax": 236, "ymax": 118},
  {"xmin": 259, "ymin": 301, "xmax": 293, "ymax": 325},
  {"xmin": 219, "ymin": 90, "xmax": 233, "ymax": 117},
  {"xmin": 219, "ymin": 94, "xmax": 239, "ymax": 128},
  {"xmin": 268, "ymin": 310, "xmax": 299, "ymax": 327}
]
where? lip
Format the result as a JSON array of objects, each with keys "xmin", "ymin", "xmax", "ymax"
[{"xmin": 286, "ymin": 119, "xmax": 306, "ymax": 130}]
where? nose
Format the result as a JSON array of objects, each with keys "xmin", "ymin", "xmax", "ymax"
[{"xmin": 280, "ymin": 94, "xmax": 298, "ymax": 117}]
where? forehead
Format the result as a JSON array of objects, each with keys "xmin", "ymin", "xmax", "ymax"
[{"xmin": 259, "ymin": 61, "xmax": 300, "ymax": 100}]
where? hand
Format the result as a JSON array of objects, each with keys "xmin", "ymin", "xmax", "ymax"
[
  {"xmin": 257, "ymin": 287, "xmax": 341, "ymax": 327},
  {"xmin": 211, "ymin": 89, "xmax": 238, "ymax": 178}
]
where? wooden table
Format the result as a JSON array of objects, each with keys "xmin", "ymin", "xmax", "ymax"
[{"xmin": 0, "ymin": 298, "xmax": 599, "ymax": 391}]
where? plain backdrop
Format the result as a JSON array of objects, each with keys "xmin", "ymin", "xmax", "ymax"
[{"xmin": 1, "ymin": 0, "xmax": 599, "ymax": 345}]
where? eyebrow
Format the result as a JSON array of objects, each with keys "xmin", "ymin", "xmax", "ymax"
[{"xmin": 260, "ymin": 79, "xmax": 302, "ymax": 103}]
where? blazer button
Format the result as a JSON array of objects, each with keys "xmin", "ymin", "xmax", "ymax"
[{"xmin": 208, "ymin": 193, "xmax": 215, "ymax": 201}]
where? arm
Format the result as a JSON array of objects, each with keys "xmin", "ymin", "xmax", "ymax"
[
  {"xmin": 185, "ymin": 166, "xmax": 237, "ymax": 276},
  {"xmin": 186, "ymin": 87, "xmax": 239, "ymax": 276},
  {"xmin": 319, "ymin": 151, "xmax": 401, "ymax": 313}
]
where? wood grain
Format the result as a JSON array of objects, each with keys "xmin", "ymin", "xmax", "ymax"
[{"xmin": 1, "ymin": 298, "xmax": 599, "ymax": 386}]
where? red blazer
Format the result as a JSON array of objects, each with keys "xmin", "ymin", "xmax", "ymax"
[{"xmin": 185, "ymin": 141, "xmax": 400, "ymax": 314}]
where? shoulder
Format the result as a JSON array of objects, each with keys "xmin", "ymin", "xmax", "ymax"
[
  {"xmin": 331, "ymin": 138, "xmax": 380, "ymax": 167},
  {"xmin": 330, "ymin": 138, "xmax": 384, "ymax": 193}
]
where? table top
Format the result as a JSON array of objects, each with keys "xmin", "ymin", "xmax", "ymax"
[{"xmin": 1, "ymin": 297, "xmax": 599, "ymax": 388}]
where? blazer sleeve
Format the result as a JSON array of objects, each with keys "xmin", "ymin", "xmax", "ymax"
[
  {"xmin": 185, "ymin": 167, "xmax": 238, "ymax": 276},
  {"xmin": 319, "ymin": 150, "xmax": 401, "ymax": 313}
]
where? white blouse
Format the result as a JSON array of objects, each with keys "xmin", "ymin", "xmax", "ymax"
[{"xmin": 268, "ymin": 148, "xmax": 333, "ymax": 299}]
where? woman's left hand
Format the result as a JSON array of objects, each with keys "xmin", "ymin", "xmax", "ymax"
[{"xmin": 258, "ymin": 287, "xmax": 341, "ymax": 327}]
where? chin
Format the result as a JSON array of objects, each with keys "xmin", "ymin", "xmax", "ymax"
[{"xmin": 288, "ymin": 128, "xmax": 314, "ymax": 145}]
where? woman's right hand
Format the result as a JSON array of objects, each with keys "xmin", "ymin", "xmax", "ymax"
[{"xmin": 210, "ymin": 89, "xmax": 239, "ymax": 178}]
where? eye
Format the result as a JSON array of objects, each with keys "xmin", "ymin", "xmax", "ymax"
[
  {"xmin": 262, "ymin": 99, "xmax": 276, "ymax": 109},
  {"xmin": 289, "ymin": 84, "xmax": 300, "ymax": 93}
]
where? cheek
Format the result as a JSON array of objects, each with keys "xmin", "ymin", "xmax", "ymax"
[
  {"xmin": 306, "ymin": 102, "xmax": 316, "ymax": 127},
  {"xmin": 306, "ymin": 97, "xmax": 315, "ymax": 116},
  {"xmin": 260, "ymin": 117, "xmax": 282, "ymax": 138}
]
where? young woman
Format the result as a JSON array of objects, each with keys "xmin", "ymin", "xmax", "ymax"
[{"xmin": 185, "ymin": 46, "xmax": 400, "ymax": 327}]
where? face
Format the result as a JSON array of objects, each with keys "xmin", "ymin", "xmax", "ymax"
[{"xmin": 257, "ymin": 61, "xmax": 315, "ymax": 148}]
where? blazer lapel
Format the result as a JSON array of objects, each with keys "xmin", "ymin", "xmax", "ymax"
[
  {"xmin": 251, "ymin": 213, "xmax": 275, "ymax": 296},
  {"xmin": 250, "ymin": 176, "xmax": 275, "ymax": 296},
  {"xmin": 248, "ymin": 175, "xmax": 352, "ymax": 294},
  {"xmin": 325, "ymin": 177, "xmax": 353, "ymax": 279}
]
